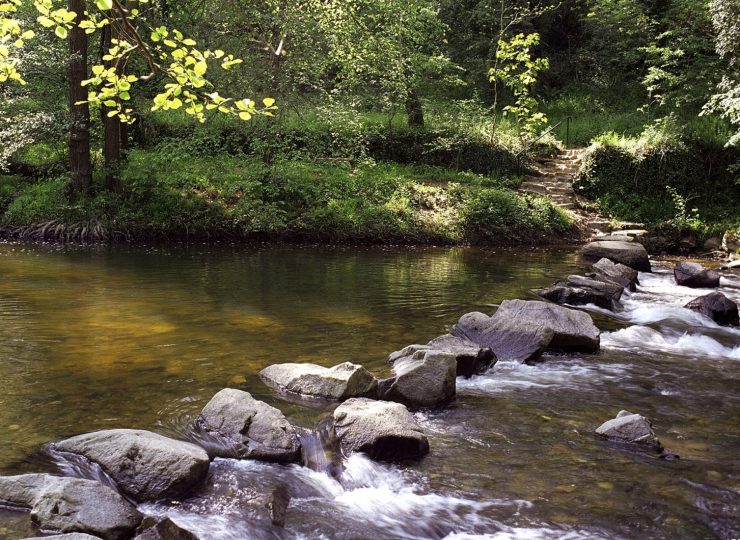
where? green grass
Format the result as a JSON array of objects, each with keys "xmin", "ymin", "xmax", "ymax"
[{"xmin": 3, "ymin": 150, "xmax": 573, "ymax": 244}]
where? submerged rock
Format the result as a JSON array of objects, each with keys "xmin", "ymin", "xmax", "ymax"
[
  {"xmin": 389, "ymin": 336, "xmax": 496, "ymax": 379},
  {"xmin": 592, "ymin": 258, "xmax": 640, "ymax": 291},
  {"xmin": 259, "ymin": 362, "xmax": 377, "ymax": 400},
  {"xmin": 685, "ymin": 292, "xmax": 739, "ymax": 326},
  {"xmin": 453, "ymin": 311, "xmax": 554, "ymax": 364},
  {"xmin": 133, "ymin": 517, "xmax": 200, "ymax": 540},
  {"xmin": 0, "ymin": 474, "xmax": 141, "ymax": 540},
  {"xmin": 53, "ymin": 429, "xmax": 210, "ymax": 502},
  {"xmin": 332, "ymin": 398, "xmax": 429, "ymax": 461},
  {"xmin": 536, "ymin": 284, "xmax": 616, "ymax": 311},
  {"xmin": 674, "ymin": 261, "xmax": 720, "ymax": 288},
  {"xmin": 582, "ymin": 241, "xmax": 651, "ymax": 272},
  {"xmin": 595, "ymin": 410, "xmax": 662, "ymax": 451},
  {"xmin": 379, "ymin": 349, "xmax": 457, "ymax": 408},
  {"xmin": 493, "ymin": 300, "xmax": 600, "ymax": 353},
  {"xmin": 197, "ymin": 388, "xmax": 301, "ymax": 462}
]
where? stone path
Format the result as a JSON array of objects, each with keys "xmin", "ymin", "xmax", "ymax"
[{"xmin": 519, "ymin": 148, "xmax": 642, "ymax": 238}]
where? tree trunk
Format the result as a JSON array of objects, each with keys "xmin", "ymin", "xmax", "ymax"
[
  {"xmin": 101, "ymin": 23, "xmax": 122, "ymax": 191},
  {"xmin": 405, "ymin": 89, "xmax": 425, "ymax": 128},
  {"xmin": 68, "ymin": 0, "xmax": 92, "ymax": 194}
]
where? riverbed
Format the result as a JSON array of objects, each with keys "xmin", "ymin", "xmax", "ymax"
[{"xmin": 0, "ymin": 243, "xmax": 738, "ymax": 539}]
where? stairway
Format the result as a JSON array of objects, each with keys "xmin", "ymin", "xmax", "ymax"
[{"xmin": 519, "ymin": 149, "xmax": 614, "ymax": 236}]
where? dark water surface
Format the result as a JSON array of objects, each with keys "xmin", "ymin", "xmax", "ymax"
[{"xmin": 0, "ymin": 243, "xmax": 737, "ymax": 539}]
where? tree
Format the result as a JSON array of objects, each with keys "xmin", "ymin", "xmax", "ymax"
[{"xmin": 68, "ymin": 0, "xmax": 92, "ymax": 192}]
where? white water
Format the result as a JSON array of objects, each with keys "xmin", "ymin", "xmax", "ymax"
[{"xmin": 139, "ymin": 454, "xmax": 542, "ymax": 540}]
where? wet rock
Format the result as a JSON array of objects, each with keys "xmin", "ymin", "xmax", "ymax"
[
  {"xmin": 197, "ymin": 388, "xmax": 301, "ymax": 462},
  {"xmin": 389, "ymin": 335, "xmax": 496, "ymax": 378},
  {"xmin": 674, "ymin": 261, "xmax": 720, "ymax": 288},
  {"xmin": 492, "ymin": 300, "xmax": 600, "ymax": 353},
  {"xmin": 582, "ymin": 241, "xmax": 651, "ymax": 272},
  {"xmin": 24, "ymin": 535, "xmax": 103, "ymax": 540},
  {"xmin": 565, "ymin": 275, "xmax": 624, "ymax": 301},
  {"xmin": 332, "ymin": 398, "xmax": 429, "ymax": 461},
  {"xmin": 379, "ymin": 349, "xmax": 456, "ymax": 408},
  {"xmin": 536, "ymin": 284, "xmax": 616, "ymax": 311},
  {"xmin": 259, "ymin": 362, "xmax": 377, "ymax": 400},
  {"xmin": 452, "ymin": 311, "xmax": 554, "ymax": 364},
  {"xmin": 53, "ymin": 430, "xmax": 210, "ymax": 502},
  {"xmin": 685, "ymin": 292, "xmax": 739, "ymax": 326},
  {"xmin": 595, "ymin": 410, "xmax": 663, "ymax": 451},
  {"xmin": 592, "ymin": 258, "xmax": 640, "ymax": 291},
  {"xmin": 265, "ymin": 485, "xmax": 290, "ymax": 527},
  {"xmin": 133, "ymin": 517, "xmax": 200, "ymax": 540},
  {"xmin": 0, "ymin": 474, "xmax": 141, "ymax": 540}
]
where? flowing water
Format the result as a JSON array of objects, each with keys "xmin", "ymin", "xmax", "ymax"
[{"xmin": 0, "ymin": 243, "xmax": 737, "ymax": 539}]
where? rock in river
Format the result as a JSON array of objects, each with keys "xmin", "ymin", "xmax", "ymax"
[
  {"xmin": 492, "ymin": 299, "xmax": 600, "ymax": 353},
  {"xmin": 260, "ymin": 362, "xmax": 377, "ymax": 400},
  {"xmin": 25, "ymin": 535, "xmax": 103, "ymax": 540},
  {"xmin": 582, "ymin": 240, "xmax": 651, "ymax": 272},
  {"xmin": 536, "ymin": 284, "xmax": 617, "ymax": 311},
  {"xmin": 197, "ymin": 388, "xmax": 301, "ymax": 462},
  {"xmin": 0, "ymin": 474, "xmax": 141, "ymax": 540},
  {"xmin": 332, "ymin": 398, "xmax": 429, "ymax": 461},
  {"xmin": 595, "ymin": 410, "xmax": 662, "ymax": 451},
  {"xmin": 388, "ymin": 335, "xmax": 496, "ymax": 379},
  {"xmin": 674, "ymin": 261, "xmax": 720, "ymax": 288},
  {"xmin": 592, "ymin": 258, "xmax": 639, "ymax": 291},
  {"xmin": 379, "ymin": 349, "xmax": 457, "ymax": 408},
  {"xmin": 685, "ymin": 292, "xmax": 739, "ymax": 326},
  {"xmin": 133, "ymin": 517, "xmax": 200, "ymax": 540},
  {"xmin": 453, "ymin": 311, "xmax": 554, "ymax": 364},
  {"xmin": 565, "ymin": 275, "xmax": 624, "ymax": 301},
  {"xmin": 53, "ymin": 429, "xmax": 210, "ymax": 502}
]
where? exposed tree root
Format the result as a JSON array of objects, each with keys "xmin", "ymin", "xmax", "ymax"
[{"xmin": 1, "ymin": 219, "xmax": 132, "ymax": 243}]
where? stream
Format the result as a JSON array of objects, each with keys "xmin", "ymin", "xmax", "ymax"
[{"xmin": 0, "ymin": 243, "xmax": 737, "ymax": 539}]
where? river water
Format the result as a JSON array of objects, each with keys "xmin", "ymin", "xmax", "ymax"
[{"xmin": 0, "ymin": 243, "xmax": 737, "ymax": 539}]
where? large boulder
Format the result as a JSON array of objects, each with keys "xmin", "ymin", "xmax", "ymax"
[
  {"xmin": 582, "ymin": 241, "xmax": 651, "ymax": 272},
  {"xmin": 197, "ymin": 388, "xmax": 301, "ymax": 462},
  {"xmin": 0, "ymin": 474, "xmax": 141, "ymax": 540},
  {"xmin": 565, "ymin": 275, "xmax": 624, "ymax": 301},
  {"xmin": 685, "ymin": 292, "xmax": 739, "ymax": 326},
  {"xmin": 452, "ymin": 311, "xmax": 554, "ymax": 364},
  {"xmin": 674, "ymin": 261, "xmax": 720, "ymax": 288},
  {"xmin": 53, "ymin": 430, "xmax": 210, "ymax": 502},
  {"xmin": 536, "ymin": 284, "xmax": 616, "ymax": 311},
  {"xmin": 379, "ymin": 349, "xmax": 457, "ymax": 408},
  {"xmin": 388, "ymin": 335, "xmax": 496, "ymax": 378},
  {"xmin": 492, "ymin": 300, "xmax": 600, "ymax": 353},
  {"xmin": 332, "ymin": 398, "xmax": 429, "ymax": 461},
  {"xmin": 259, "ymin": 362, "xmax": 377, "ymax": 400},
  {"xmin": 592, "ymin": 258, "xmax": 639, "ymax": 291},
  {"xmin": 595, "ymin": 410, "xmax": 663, "ymax": 451}
]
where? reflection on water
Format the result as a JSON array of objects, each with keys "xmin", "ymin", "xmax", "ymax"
[{"xmin": 0, "ymin": 244, "xmax": 738, "ymax": 539}]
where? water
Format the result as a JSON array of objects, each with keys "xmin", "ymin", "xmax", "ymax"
[{"xmin": 0, "ymin": 243, "xmax": 738, "ymax": 539}]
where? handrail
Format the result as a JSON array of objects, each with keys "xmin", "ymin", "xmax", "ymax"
[{"xmin": 515, "ymin": 115, "xmax": 572, "ymax": 173}]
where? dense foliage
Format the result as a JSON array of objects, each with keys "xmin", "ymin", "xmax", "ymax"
[{"xmin": 1, "ymin": 0, "xmax": 738, "ymax": 244}]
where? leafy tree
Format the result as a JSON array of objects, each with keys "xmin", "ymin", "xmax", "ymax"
[{"xmin": 490, "ymin": 32, "xmax": 549, "ymax": 138}]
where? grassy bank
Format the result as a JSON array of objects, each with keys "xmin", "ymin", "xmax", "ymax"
[
  {"xmin": 574, "ymin": 121, "xmax": 740, "ymax": 246},
  {"xmin": 0, "ymin": 149, "xmax": 573, "ymax": 245}
]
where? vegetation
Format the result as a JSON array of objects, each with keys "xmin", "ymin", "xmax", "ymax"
[{"xmin": 0, "ymin": 0, "xmax": 738, "ymax": 246}]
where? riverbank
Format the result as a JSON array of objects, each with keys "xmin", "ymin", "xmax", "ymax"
[{"xmin": 0, "ymin": 150, "xmax": 575, "ymax": 246}]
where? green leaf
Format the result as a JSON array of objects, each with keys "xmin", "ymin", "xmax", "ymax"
[
  {"xmin": 96, "ymin": 0, "xmax": 113, "ymax": 10},
  {"xmin": 54, "ymin": 26, "xmax": 68, "ymax": 39}
]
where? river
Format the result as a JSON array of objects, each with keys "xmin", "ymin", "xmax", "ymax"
[{"xmin": 0, "ymin": 243, "xmax": 737, "ymax": 539}]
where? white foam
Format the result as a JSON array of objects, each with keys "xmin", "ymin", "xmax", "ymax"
[
  {"xmin": 457, "ymin": 359, "xmax": 629, "ymax": 395},
  {"xmin": 602, "ymin": 325, "xmax": 740, "ymax": 360},
  {"xmin": 445, "ymin": 528, "xmax": 612, "ymax": 540}
]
